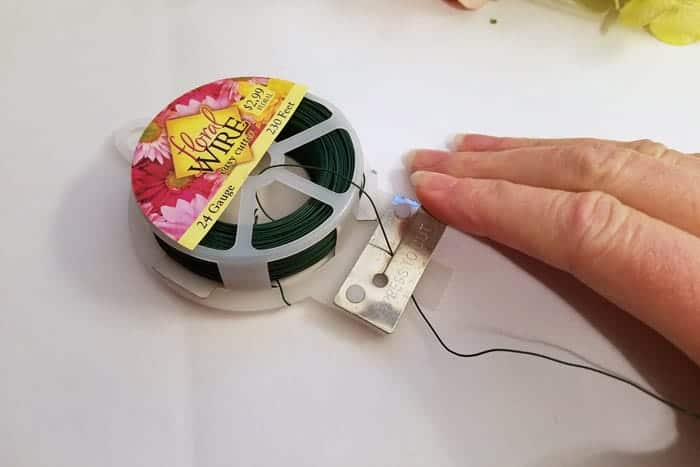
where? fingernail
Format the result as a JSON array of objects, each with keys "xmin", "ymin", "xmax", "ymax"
[
  {"xmin": 446, "ymin": 134, "xmax": 465, "ymax": 151},
  {"xmin": 409, "ymin": 171, "xmax": 428, "ymax": 187},
  {"xmin": 402, "ymin": 150, "xmax": 418, "ymax": 169},
  {"xmin": 460, "ymin": 134, "xmax": 500, "ymax": 151},
  {"xmin": 404, "ymin": 149, "xmax": 450, "ymax": 172},
  {"xmin": 410, "ymin": 171, "xmax": 458, "ymax": 191}
]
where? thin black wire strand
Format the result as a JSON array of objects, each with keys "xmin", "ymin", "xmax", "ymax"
[
  {"xmin": 257, "ymin": 160, "xmax": 700, "ymax": 421},
  {"xmin": 274, "ymin": 269, "xmax": 700, "ymax": 421},
  {"xmin": 266, "ymin": 164, "xmax": 700, "ymax": 421},
  {"xmin": 411, "ymin": 296, "xmax": 700, "ymax": 420},
  {"xmin": 272, "ymin": 279, "xmax": 291, "ymax": 307},
  {"xmin": 255, "ymin": 192, "xmax": 276, "ymax": 221}
]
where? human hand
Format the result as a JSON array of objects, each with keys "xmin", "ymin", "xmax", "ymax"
[{"xmin": 405, "ymin": 135, "xmax": 700, "ymax": 365}]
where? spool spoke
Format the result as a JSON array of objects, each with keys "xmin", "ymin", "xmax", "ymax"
[
  {"xmin": 272, "ymin": 170, "xmax": 344, "ymax": 208},
  {"xmin": 269, "ymin": 114, "xmax": 343, "ymax": 156}
]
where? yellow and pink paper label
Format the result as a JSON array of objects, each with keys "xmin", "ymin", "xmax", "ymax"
[{"xmin": 131, "ymin": 77, "xmax": 307, "ymax": 250}]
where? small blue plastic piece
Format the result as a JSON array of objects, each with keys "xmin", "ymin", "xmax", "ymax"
[{"xmin": 392, "ymin": 194, "xmax": 421, "ymax": 218}]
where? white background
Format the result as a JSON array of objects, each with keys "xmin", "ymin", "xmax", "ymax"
[{"xmin": 2, "ymin": 1, "xmax": 700, "ymax": 466}]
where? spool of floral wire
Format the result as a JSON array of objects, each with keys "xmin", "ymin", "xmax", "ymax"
[{"xmin": 128, "ymin": 77, "xmax": 380, "ymax": 312}]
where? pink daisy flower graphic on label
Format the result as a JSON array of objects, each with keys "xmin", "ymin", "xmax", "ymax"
[
  {"xmin": 221, "ymin": 79, "xmax": 243, "ymax": 102},
  {"xmin": 132, "ymin": 158, "xmax": 224, "ymax": 215},
  {"xmin": 140, "ymin": 202, "xmax": 160, "ymax": 221},
  {"xmin": 168, "ymin": 79, "xmax": 242, "ymax": 118},
  {"xmin": 153, "ymin": 194, "xmax": 209, "ymax": 239},
  {"xmin": 249, "ymin": 77, "xmax": 270, "ymax": 85},
  {"xmin": 133, "ymin": 121, "xmax": 170, "ymax": 165}
]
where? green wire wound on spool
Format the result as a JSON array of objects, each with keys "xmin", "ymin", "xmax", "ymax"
[{"xmin": 155, "ymin": 97, "xmax": 357, "ymax": 284}]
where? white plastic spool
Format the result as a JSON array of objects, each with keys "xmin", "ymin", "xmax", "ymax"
[{"xmin": 121, "ymin": 93, "xmax": 388, "ymax": 312}]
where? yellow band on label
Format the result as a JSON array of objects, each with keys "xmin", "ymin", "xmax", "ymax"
[{"xmin": 177, "ymin": 82, "xmax": 308, "ymax": 250}]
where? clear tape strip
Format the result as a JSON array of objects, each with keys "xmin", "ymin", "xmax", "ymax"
[{"xmin": 113, "ymin": 118, "xmax": 149, "ymax": 164}]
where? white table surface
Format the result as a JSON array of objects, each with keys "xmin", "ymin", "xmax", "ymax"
[{"xmin": 2, "ymin": 1, "xmax": 700, "ymax": 466}]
